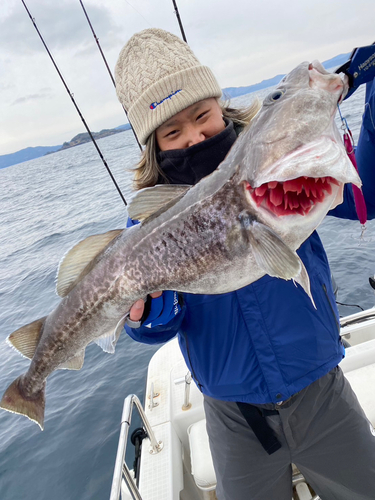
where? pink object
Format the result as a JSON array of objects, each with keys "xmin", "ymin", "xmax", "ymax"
[{"xmin": 343, "ymin": 131, "xmax": 367, "ymax": 225}]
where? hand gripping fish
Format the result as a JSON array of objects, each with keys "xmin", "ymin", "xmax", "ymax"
[{"xmin": 1, "ymin": 61, "xmax": 361, "ymax": 429}]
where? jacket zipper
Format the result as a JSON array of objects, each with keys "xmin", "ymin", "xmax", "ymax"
[
  {"xmin": 322, "ymin": 284, "xmax": 340, "ymax": 334},
  {"xmin": 183, "ymin": 332, "xmax": 203, "ymax": 391}
]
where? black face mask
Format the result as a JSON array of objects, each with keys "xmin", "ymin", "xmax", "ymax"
[{"xmin": 156, "ymin": 119, "xmax": 238, "ymax": 186}]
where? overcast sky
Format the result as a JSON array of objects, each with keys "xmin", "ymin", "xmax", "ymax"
[{"xmin": 0, "ymin": 0, "xmax": 374, "ymax": 155}]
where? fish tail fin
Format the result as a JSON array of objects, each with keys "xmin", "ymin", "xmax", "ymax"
[{"xmin": 0, "ymin": 376, "xmax": 45, "ymax": 430}]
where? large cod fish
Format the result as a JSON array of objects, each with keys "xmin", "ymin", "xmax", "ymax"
[{"xmin": 1, "ymin": 61, "xmax": 361, "ymax": 429}]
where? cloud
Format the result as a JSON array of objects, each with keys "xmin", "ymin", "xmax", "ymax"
[
  {"xmin": 0, "ymin": 0, "xmax": 122, "ymax": 56},
  {"xmin": 12, "ymin": 90, "xmax": 53, "ymax": 105},
  {"xmin": 1, "ymin": 0, "xmax": 375, "ymax": 156},
  {"xmin": 0, "ymin": 82, "xmax": 15, "ymax": 91}
]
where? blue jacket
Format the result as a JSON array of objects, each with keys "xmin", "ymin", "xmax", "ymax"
[{"xmin": 126, "ymin": 80, "xmax": 375, "ymax": 405}]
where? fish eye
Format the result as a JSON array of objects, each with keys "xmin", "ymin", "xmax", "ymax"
[
  {"xmin": 263, "ymin": 89, "xmax": 285, "ymax": 106},
  {"xmin": 271, "ymin": 90, "xmax": 284, "ymax": 100}
]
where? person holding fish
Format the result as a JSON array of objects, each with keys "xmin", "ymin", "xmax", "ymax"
[
  {"xmin": 2, "ymin": 26, "xmax": 375, "ymax": 500},
  {"xmin": 115, "ymin": 29, "xmax": 375, "ymax": 499}
]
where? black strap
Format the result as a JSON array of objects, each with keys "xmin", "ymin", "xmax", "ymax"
[{"xmin": 236, "ymin": 402, "xmax": 282, "ymax": 455}]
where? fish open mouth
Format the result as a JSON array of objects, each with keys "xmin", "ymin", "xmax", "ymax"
[{"xmin": 246, "ymin": 176, "xmax": 340, "ymax": 216}]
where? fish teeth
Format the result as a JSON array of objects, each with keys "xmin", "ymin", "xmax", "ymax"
[
  {"xmin": 255, "ymin": 185, "xmax": 268, "ymax": 196},
  {"xmin": 250, "ymin": 176, "xmax": 337, "ymax": 217},
  {"xmin": 269, "ymin": 185, "xmax": 284, "ymax": 206}
]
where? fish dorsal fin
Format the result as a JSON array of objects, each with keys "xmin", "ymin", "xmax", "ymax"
[
  {"xmin": 127, "ymin": 184, "xmax": 190, "ymax": 222},
  {"xmin": 94, "ymin": 314, "xmax": 127, "ymax": 354},
  {"xmin": 7, "ymin": 317, "xmax": 47, "ymax": 359},
  {"xmin": 58, "ymin": 349, "xmax": 85, "ymax": 370},
  {"xmin": 56, "ymin": 229, "xmax": 123, "ymax": 297}
]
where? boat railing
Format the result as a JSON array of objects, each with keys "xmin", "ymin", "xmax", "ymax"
[
  {"xmin": 340, "ymin": 306, "xmax": 375, "ymax": 329},
  {"xmin": 174, "ymin": 370, "xmax": 192, "ymax": 410},
  {"xmin": 109, "ymin": 394, "xmax": 163, "ymax": 500}
]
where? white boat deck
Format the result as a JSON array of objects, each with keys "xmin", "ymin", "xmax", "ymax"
[{"xmin": 117, "ymin": 307, "xmax": 375, "ymax": 500}]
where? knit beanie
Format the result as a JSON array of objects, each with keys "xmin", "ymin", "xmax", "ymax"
[{"xmin": 115, "ymin": 28, "xmax": 222, "ymax": 145}]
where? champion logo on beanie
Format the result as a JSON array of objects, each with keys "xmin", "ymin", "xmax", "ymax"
[
  {"xmin": 149, "ymin": 89, "xmax": 182, "ymax": 110},
  {"xmin": 115, "ymin": 28, "xmax": 222, "ymax": 145}
]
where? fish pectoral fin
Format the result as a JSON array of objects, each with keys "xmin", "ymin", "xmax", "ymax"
[
  {"xmin": 245, "ymin": 218, "xmax": 300, "ymax": 278},
  {"xmin": 7, "ymin": 317, "xmax": 47, "ymax": 359},
  {"xmin": 58, "ymin": 349, "xmax": 85, "ymax": 370},
  {"xmin": 127, "ymin": 184, "xmax": 190, "ymax": 222},
  {"xmin": 246, "ymin": 219, "xmax": 313, "ymax": 302},
  {"xmin": 94, "ymin": 314, "xmax": 126, "ymax": 354},
  {"xmin": 56, "ymin": 229, "xmax": 123, "ymax": 297},
  {"xmin": 292, "ymin": 263, "xmax": 316, "ymax": 309}
]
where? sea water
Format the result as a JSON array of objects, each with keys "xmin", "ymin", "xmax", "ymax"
[{"xmin": 0, "ymin": 85, "xmax": 374, "ymax": 500}]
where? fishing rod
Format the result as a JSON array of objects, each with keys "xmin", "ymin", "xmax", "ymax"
[
  {"xmin": 172, "ymin": 0, "xmax": 188, "ymax": 43},
  {"xmin": 78, "ymin": 0, "xmax": 143, "ymax": 151},
  {"xmin": 20, "ymin": 0, "xmax": 128, "ymax": 207}
]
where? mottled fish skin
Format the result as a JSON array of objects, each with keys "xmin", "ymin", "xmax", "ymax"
[
  {"xmin": 7, "ymin": 178, "xmax": 258, "ymax": 405},
  {"xmin": 0, "ymin": 61, "xmax": 362, "ymax": 429}
]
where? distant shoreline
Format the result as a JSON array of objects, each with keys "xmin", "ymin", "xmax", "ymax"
[{"xmin": 0, "ymin": 124, "xmax": 131, "ymax": 170}]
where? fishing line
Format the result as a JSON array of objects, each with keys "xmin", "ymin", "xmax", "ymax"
[
  {"xmin": 123, "ymin": 0, "xmax": 153, "ymax": 28},
  {"xmin": 337, "ymin": 301, "xmax": 364, "ymax": 311},
  {"xmin": 78, "ymin": 0, "xmax": 142, "ymax": 151},
  {"xmin": 20, "ymin": 0, "xmax": 128, "ymax": 207},
  {"xmin": 337, "ymin": 104, "xmax": 350, "ymax": 132}
]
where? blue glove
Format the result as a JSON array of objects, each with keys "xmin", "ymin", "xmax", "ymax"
[
  {"xmin": 336, "ymin": 43, "xmax": 375, "ymax": 100},
  {"xmin": 142, "ymin": 291, "xmax": 181, "ymax": 328}
]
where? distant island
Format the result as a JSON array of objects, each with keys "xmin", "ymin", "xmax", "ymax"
[
  {"xmin": 59, "ymin": 124, "xmax": 131, "ymax": 151},
  {"xmin": 0, "ymin": 124, "xmax": 131, "ymax": 170},
  {"xmin": 1, "ymin": 52, "xmax": 349, "ymax": 170}
]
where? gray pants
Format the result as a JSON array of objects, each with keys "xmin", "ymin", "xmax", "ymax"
[{"xmin": 204, "ymin": 367, "xmax": 375, "ymax": 500}]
